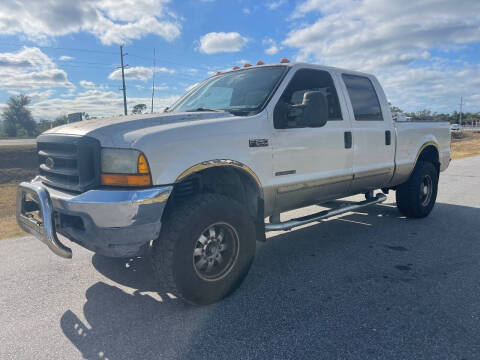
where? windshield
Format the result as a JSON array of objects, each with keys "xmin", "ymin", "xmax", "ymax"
[{"xmin": 169, "ymin": 66, "xmax": 287, "ymax": 114}]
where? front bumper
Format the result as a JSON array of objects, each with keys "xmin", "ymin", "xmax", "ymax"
[{"xmin": 16, "ymin": 177, "xmax": 172, "ymax": 258}]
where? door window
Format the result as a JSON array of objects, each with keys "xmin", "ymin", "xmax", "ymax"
[
  {"xmin": 275, "ymin": 69, "xmax": 343, "ymax": 128},
  {"xmin": 342, "ymin": 74, "xmax": 383, "ymax": 121}
]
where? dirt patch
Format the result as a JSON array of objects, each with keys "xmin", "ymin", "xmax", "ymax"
[
  {"xmin": 0, "ymin": 145, "xmax": 37, "ymax": 184},
  {"xmin": 0, "ymin": 184, "xmax": 24, "ymax": 239},
  {"xmin": 451, "ymin": 131, "xmax": 480, "ymax": 159}
]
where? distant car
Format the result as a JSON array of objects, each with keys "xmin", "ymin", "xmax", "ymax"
[{"xmin": 451, "ymin": 124, "xmax": 461, "ymax": 131}]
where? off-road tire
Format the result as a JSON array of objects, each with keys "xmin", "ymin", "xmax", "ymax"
[
  {"xmin": 396, "ymin": 161, "xmax": 438, "ymax": 218},
  {"xmin": 151, "ymin": 193, "xmax": 256, "ymax": 305}
]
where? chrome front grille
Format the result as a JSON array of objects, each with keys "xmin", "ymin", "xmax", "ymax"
[{"xmin": 37, "ymin": 135, "xmax": 101, "ymax": 192}]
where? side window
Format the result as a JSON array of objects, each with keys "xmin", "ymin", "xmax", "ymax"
[
  {"xmin": 276, "ymin": 69, "xmax": 343, "ymax": 128},
  {"xmin": 342, "ymin": 74, "xmax": 383, "ymax": 121}
]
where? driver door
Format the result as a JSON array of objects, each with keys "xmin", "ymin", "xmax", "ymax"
[{"xmin": 270, "ymin": 68, "xmax": 354, "ymax": 212}]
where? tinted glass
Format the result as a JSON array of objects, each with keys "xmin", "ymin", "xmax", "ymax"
[
  {"xmin": 281, "ymin": 69, "xmax": 343, "ymax": 121},
  {"xmin": 342, "ymin": 74, "xmax": 383, "ymax": 121},
  {"xmin": 170, "ymin": 66, "xmax": 287, "ymax": 114}
]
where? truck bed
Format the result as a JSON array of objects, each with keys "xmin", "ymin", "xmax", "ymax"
[{"xmin": 390, "ymin": 120, "xmax": 451, "ymax": 186}]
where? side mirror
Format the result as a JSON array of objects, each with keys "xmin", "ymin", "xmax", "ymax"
[
  {"xmin": 301, "ymin": 91, "xmax": 328, "ymax": 127},
  {"xmin": 273, "ymin": 91, "xmax": 328, "ymax": 129}
]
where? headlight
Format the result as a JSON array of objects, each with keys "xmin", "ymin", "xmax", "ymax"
[{"xmin": 101, "ymin": 148, "xmax": 152, "ymax": 187}]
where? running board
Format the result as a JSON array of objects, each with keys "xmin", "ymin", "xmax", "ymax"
[{"xmin": 265, "ymin": 193, "xmax": 387, "ymax": 232}]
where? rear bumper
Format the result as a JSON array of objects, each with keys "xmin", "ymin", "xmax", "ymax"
[{"xmin": 16, "ymin": 177, "xmax": 172, "ymax": 258}]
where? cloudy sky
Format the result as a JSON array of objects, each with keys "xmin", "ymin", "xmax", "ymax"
[{"xmin": 0, "ymin": 0, "xmax": 479, "ymax": 119}]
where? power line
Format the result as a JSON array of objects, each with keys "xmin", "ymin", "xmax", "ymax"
[
  {"xmin": 127, "ymin": 53, "xmax": 211, "ymax": 71},
  {"xmin": 0, "ymin": 41, "xmax": 118, "ymax": 55}
]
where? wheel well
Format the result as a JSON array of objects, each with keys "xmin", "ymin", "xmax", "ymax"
[
  {"xmin": 164, "ymin": 167, "xmax": 264, "ymax": 222},
  {"xmin": 417, "ymin": 145, "xmax": 440, "ymax": 174}
]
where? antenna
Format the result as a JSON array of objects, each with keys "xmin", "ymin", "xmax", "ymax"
[{"xmin": 151, "ymin": 48, "xmax": 155, "ymax": 113}]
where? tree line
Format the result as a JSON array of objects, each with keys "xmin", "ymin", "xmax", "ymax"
[
  {"xmin": 390, "ymin": 106, "xmax": 479, "ymax": 124},
  {"xmin": 1, "ymin": 94, "xmax": 479, "ymax": 138}
]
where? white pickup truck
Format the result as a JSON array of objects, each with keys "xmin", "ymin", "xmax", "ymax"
[{"xmin": 17, "ymin": 61, "xmax": 450, "ymax": 304}]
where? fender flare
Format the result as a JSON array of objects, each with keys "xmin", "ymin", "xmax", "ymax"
[
  {"xmin": 412, "ymin": 141, "xmax": 440, "ymax": 171},
  {"xmin": 175, "ymin": 159, "xmax": 263, "ymax": 197}
]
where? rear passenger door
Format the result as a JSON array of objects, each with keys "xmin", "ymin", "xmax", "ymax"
[{"xmin": 339, "ymin": 73, "xmax": 395, "ymax": 191}]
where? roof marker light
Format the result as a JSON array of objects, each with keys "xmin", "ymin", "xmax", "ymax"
[
  {"xmin": 232, "ymin": 65, "xmax": 240, "ymax": 70},
  {"xmin": 256, "ymin": 60, "xmax": 265, "ymax": 65},
  {"xmin": 216, "ymin": 71, "xmax": 222, "ymax": 75},
  {"xmin": 280, "ymin": 58, "xmax": 290, "ymax": 63},
  {"xmin": 243, "ymin": 63, "xmax": 252, "ymax": 67}
]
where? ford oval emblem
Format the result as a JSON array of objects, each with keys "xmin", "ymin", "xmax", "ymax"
[{"xmin": 45, "ymin": 157, "xmax": 55, "ymax": 169}]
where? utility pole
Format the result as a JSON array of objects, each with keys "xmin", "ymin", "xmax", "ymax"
[
  {"xmin": 151, "ymin": 48, "xmax": 155, "ymax": 113},
  {"xmin": 459, "ymin": 96, "xmax": 463, "ymax": 127},
  {"xmin": 119, "ymin": 45, "xmax": 128, "ymax": 116}
]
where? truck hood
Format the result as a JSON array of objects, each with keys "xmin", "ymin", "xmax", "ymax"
[{"xmin": 44, "ymin": 111, "xmax": 236, "ymax": 146}]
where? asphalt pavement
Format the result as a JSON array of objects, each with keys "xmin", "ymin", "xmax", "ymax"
[{"xmin": 1, "ymin": 156, "xmax": 479, "ymax": 360}]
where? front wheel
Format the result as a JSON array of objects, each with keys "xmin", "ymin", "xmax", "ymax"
[
  {"xmin": 151, "ymin": 193, "xmax": 256, "ymax": 305},
  {"xmin": 396, "ymin": 161, "xmax": 438, "ymax": 218}
]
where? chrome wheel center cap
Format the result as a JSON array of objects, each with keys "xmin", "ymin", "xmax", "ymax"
[{"xmin": 205, "ymin": 241, "xmax": 219, "ymax": 257}]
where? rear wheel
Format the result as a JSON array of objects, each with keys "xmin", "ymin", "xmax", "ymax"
[
  {"xmin": 396, "ymin": 161, "xmax": 438, "ymax": 218},
  {"xmin": 151, "ymin": 193, "xmax": 256, "ymax": 305}
]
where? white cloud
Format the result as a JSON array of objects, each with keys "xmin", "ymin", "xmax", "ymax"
[
  {"xmin": 109, "ymin": 66, "xmax": 153, "ymax": 81},
  {"xmin": 108, "ymin": 66, "xmax": 174, "ymax": 82},
  {"xmin": 199, "ymin": 32, "xmax": 248, "ymax": 54},
  {"xmin": 59, "ymin": 55, "xmax": 74, "ymax": 61},
  {"xmin": 267, "ymin": 0, "xmax": 286, "ymax": 10},
  {"xmin": 79, "ymin": 80, "xmax": 96, "ymax": 89},
  {"xmin": 380, "ymin": 65, "xmax": 480, "ymax": 112},
  {"xmin": 0, "ymin": 47, "xmax": 73, "ymax": 90},
  {"xmin": 157, "ymin": 67, "xmax": 176, "ymax": 74},
  {"xmin": 243, "ymin": 8, "xmax": 251, "ymax": 15},
  {"xmin": 263, "ymin": 38, "xmax": 281, "ymax": 55},
  {"xmin": 27, "ymin": 89, "xmax": 55, "ymax": 100},
  {"xmin": 29, "ymin": 89, "xmax": 180, "ymax": 118},
  {"xmin": 0, "ymin": 0, "xmax": 181, "ymax": 45},
  {"xmin": 283, "ymin": 0, "xmax": 480, "ymax": 111}
]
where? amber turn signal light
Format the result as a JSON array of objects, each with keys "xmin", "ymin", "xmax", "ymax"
[
  {"xmin": 101, "ymin": 174, "xmax": 151, "ymax": 187},
  {"xmin": 137, "ymin": 154, "xmax": 150, "ymax": 174}
]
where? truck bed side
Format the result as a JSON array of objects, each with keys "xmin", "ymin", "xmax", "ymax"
[{"xmin": 389, "ymin": 120, "xmax": 451, "ymax": 187}]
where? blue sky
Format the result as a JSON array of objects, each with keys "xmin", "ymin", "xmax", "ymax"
[{"xmin": 0, "ymin": 0, "xmax": 479, "ymax": 119}]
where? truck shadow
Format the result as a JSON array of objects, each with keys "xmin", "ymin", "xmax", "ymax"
[{"xmin": 60, "ymin": 201, "xmax": 480, "ymax": 359}]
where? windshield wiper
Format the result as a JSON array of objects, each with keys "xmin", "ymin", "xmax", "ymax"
[{"xmin": 185, "ymin": 107, "xmax": 225, "ymax": 112}]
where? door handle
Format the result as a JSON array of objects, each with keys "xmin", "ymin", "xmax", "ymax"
[
  {"xmin": 385, "ymin": 130, "xmax": 391, "ymax": 145},
  {"xmin": 344, "ymin": 131, "xmax": 352, "ymax": 149}
]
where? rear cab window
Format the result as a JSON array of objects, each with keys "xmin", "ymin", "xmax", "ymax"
[{"xmin": 342, "ymin": 74, "xmax": 383, "ymax": 121}]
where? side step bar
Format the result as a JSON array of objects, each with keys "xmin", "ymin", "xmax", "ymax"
[{"xmin": 265, "ymin": 193, "xmax": 387, "ymax": 232}]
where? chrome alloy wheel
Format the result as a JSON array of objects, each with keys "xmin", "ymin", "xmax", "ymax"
[
  {"xmin": 193, "ymin": 222, "xmax": 240, "ymax": 281},
  {"xmin": 420, "ymin": 174, "xmax": 433, "ymax": 207}
]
